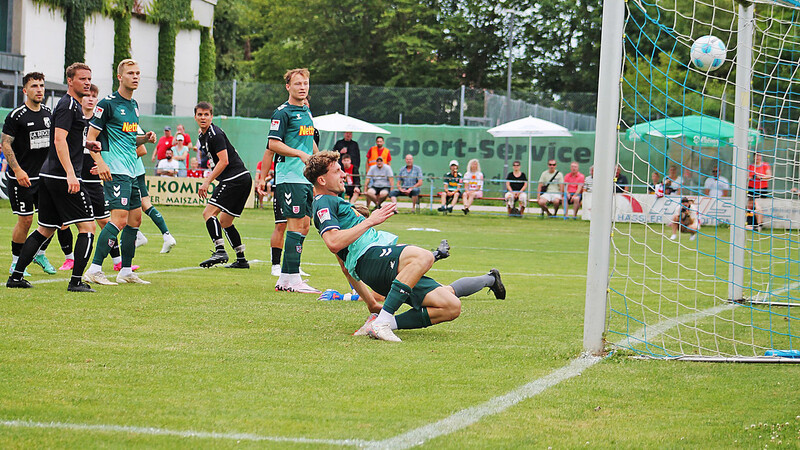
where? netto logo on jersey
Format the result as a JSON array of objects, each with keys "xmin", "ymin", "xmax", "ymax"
[
  {"xmin": 121, "ymin": 122, "xmax": 138, "ymax": 133},
  {"xmin": 298, "ymin": 125, "xmax": 315, "ymax": 136}
]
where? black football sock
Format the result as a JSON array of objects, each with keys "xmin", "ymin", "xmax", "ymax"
[
  {"xmin": 224, "ymin": 225, "xmax": 246, "ymax": 260},
  {"xmin": 271, "ymin": 247, "xmax": 282, "ymax": 265},
  {"xmin": 206, "ymin": 217, "xmax": 225, "ymax": 251},
  {"xmin": 57, "ymin": 227, "xmax": 73, "ymax": 255},
  {"xmin": 71, "ymin": 232, "xmax": 94, "ymax": 286},
  {"xmin": 11, "ymin": 230, "xmax": 48, "ymax": 280}
]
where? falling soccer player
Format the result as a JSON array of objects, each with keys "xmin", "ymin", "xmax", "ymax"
[{"xmin": 305, "ymin": 151, "xmax": 505, "ymax": 342}]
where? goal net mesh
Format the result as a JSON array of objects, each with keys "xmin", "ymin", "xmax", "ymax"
[{"xmin": 609, "ymin": 0, "xmax": 800, "ymax": 358}]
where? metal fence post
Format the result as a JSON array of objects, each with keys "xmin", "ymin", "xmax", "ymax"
[
  {"xmin": 460, "ymin": 85, "xmax": 465, "ymax": 126},
  {"xmin": 344, "ymin": 82, "xmax": 349, "ymax": 115},
  {"xmin": 232, "ymin": 79, "xmax": 238, "ymax": 117}
]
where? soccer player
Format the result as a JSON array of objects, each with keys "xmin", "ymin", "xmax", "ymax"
[
  {"xmin": 267, "ymin": 68, "xmax": 320, "ymax": 293},
  {"xmin": 305, "ymin": 151, "xmax": 505, "ymax": 342},
  {"xmin": 136, "ymin": 154, "xmax": 177, "ymax": 253},
  {"xmin": 6, "ymin": 63, "xmax": 100, "ymax": 292},
  {"xmin": 82, "ymin": 59, "xmax": 156, "ymax": 286},
  {"xmin": 194, "ymin": 101, "xmax": 252, "ymax": 269},
  {"xmin": 2, "ymin": 72, "xmax": 58, "ymax": 277}
]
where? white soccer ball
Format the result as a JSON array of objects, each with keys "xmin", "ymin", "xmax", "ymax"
[{"xmin": 691, "ymin": 35, "xmax": 727, "ymax": 72}]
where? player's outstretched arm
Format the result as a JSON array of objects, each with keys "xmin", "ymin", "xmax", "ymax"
[{"xmin": 321, "ymin": 203, "xmax": 397, "ymax": 253}]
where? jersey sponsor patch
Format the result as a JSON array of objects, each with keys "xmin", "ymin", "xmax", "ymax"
[
  {"xmin": 317, "ymin": 207, "xmax": 331, "ymax": 222},
  {"xmin": 94, "ymin": 106, "xmax": 103, "ymax": 118},
  {"xmin": 270, "ymin": 119, "xmax": 280, "ymax": 131},
  {"xmin": 299, "ymin": 125, "xmax": 315, "ymax": 136}
]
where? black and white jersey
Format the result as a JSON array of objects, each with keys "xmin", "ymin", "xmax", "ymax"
[
  {"xmin": 198, "ymin": 123, "xmax": 249, "ymax": 182},
  {"xmin": 40, "ymin": 94, "xmax": 87, "ymax": 179},
  {"xmin": 1, "ymin": 104, "xmax": 53, "ymax": 180}
]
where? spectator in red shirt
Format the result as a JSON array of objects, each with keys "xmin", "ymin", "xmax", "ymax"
[
  {"xmin": 152, "ymin": 126, "xmax": 174, "ymax": 163},
  {"xmin": 341, "ymin": 153, "xmax": 361, "ymax": 203},
  {"xmin": 748, "ymin": 152, "xmax": 772, "ymax": 198},
  {"xmin": 176, "ymin": 123, "xmax": 191, "ymax": 148},
  {"xmin": 563, "ymin": 161, "xmax": 585, "ymax": 218},
  {"xmin": 186, "ymin": 157, "xmax": 205, "ymax": 178}
]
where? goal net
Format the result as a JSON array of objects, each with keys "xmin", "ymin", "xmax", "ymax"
[{"xmin": 594, "ymin": 0, "xmax": 800, "ymax": 360}]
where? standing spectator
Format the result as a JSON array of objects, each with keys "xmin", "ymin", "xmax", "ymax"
[
  {"xmin": 748, "ymin": 152, "xmax": 771, "ymax": 198},
  {"xmin": 614, "ymin": 165, "xmax": 629, "ymax": 193},
  {"xmin": 171, "ymin": 134, "xmax": 189, "ymax": 176},
  {"xmin": 152, "ymin": 126, "xmax": 174, "ymax": 164},
  {"xmin": 366, "ymin": 136, "xmax": 391, "ymax": 172},
  {"xmin": 390, "ymin": 154, "xmax": 423, "ymax": 212},
  {"xmin": 563, "ymin": 161, "xmax": 585, "ymax": 218},
  {"xmin": 175, "ymin": 123, "xmax": 192, "ymax": 148},
  {"xmin": 340, "ymin": 153, "xmax": 361, "ymax": 203},
  {"xmin": 704, "ymin": 166, "xmax": 730, "ymax": 199},
  {"xmin": 664, "ymin": 165, "xmax": 681, "ymax": 195},
  {"xmin": 438, "ymin": 160, "xmax": 461, "ymax": 213},
  {"xmin": 504, "ymin": 160, "xmax": 528, "ymax": 217},
  {"xmin": 156, "ymin": 149, "xmax": 179, "ymax": 177},
  {"xmin": 364, "ymin": 156, "xmax": 393, "ymax": 209},
  {"xmin": 461, "ymin": 158, "xmax": 484, "ymax": 215},
  {"xmin": 584, "ymin": 165, "xmax": 594, "ymax": 193},
  {"xmin": 333, "ymin": 131, "xmax": 360, "ymax": 186},
  {"xmin": 537, "ymin": 159, "xmax": 564, "ymax": 216}
]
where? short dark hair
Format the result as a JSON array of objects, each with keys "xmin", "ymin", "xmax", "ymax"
[
  {"xmin": 304, "ymin": 150, "xmax": 340, "ymax": 184},
  {"xmin": 65, "ymin": 62, "xmax": 91, "ymax": 80},
  {"xmin": 341, "ymin": 153, "xmax": 351, "ymax": 160},
  {"xmin": 194, "ymin": 101, "xmax": 213, "ymax": 114},
  {"xmin": 22, "ymin": 72, "xmax": 44, "ymax": 87},
  {"xmin": 376, "ymin": 136, "xmax": 384, "ymax": 141},
  {"xmin": 89, "ymin": 84, "xmax": 99, "ymax": 95}
]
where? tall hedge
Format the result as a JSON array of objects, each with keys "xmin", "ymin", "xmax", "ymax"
[
  {"xmin": 108, "ymin": 0, "xmax": 134, "ymax": 90},
  {"xmin": 197, "ymin": 27, "xmax": 216, "ymax": 102},
  {"xmin": 34, "ymin": 0, "xmax": 103, "ymax": 79},
  {"xmin": 148, "ymin": 0, "xmax": 193, "ymax": 115}
]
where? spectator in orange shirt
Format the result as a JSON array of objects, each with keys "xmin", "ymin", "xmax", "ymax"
[
  {"xmin": 366, "ymin": 136, "xmax": 391, "ymax": 172},
  {"xmin": 748, "ymin": 152, "xmax": 772, "ymax": 198}
]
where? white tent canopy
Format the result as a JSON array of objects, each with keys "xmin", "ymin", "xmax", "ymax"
[
  {"xmin": 487, "ymin": 116, "xmax": 573, "ymax": 199},
  {"xmin": 312, "ymin": 112, "xmax": 391, "ymax": 135}
]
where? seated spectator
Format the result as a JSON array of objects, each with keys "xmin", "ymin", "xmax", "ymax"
[
  {"xmin": 745, "ymin": 196, "xmax": 763, "ymax": 231},
  {"xmin": 648, "ymin": 171, "xmax": 662, "ymax": 194},
  {"xmin": 664, "ymin": 165, "xmax": 681, "ymax": 195},
  {"xmin": 563, "ymin": 161, "xmax": 585, "ymax": 218},
  {"xmin": 157, "ymin": 149, "xmax": 180, "ymax": 177},
  {"xmin": 584, "ymin": 165, "xmax": 594, "ymax": 193},
  {"xmin": 537, "ymin": 159, "xmax": 564, "ymax": 216},
  {"xmin": 505, "ymin": 160, "xmax": 528, "ymax": 217},
  {"xmin": 438, "ymin": 160, "xmax": 461, "ymax": 213},
  {"xmin": 614, "ymin": 165, "xmax": 629, "ymax": 193},
  {"xmin": 171, "ymin": 134, "xmax": 189, "ymax": 176},
  {"xmin": 461, "ymin": 158, "xmax": 484, "ymax": 215},
  {"xmin": 704, "ymin": 166, "xmax": 729, "ymax": 199},
  {"xmin": 670, "ymin": 197, "xmax": 699, "ymax": 241},
  {"xmin": 364, "ymin": 156, "xmax": 393, "ymax": 209},
  {"xmin": 390, "ymin": 154, "xmax": 423, "ymax": 212},
  {"xmin": 341, "ymin": 153, "xmax": 361, "ymax": 203},
  {"xmin": 186, "ymin": 157, "xmax": 205, "ymax": 178}
]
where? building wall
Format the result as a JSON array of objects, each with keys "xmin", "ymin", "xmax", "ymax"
[
  {"xmin": 173, "ymin": 28, "xmax": 199, "ymax": 116},
  {"xmin": 20, "ymin": 0, "xmax": 64, "ymax": 79},
  {"xmin": 129, "ymin": 17, "xmax": 161, "ymax": 115},
  {"xmin": 84, "ymin": 12, "xmax": 115, "ymax": 96}
]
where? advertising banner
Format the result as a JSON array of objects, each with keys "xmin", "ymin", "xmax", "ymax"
[{"xmin": 143, "ymin": 176, "xmax": 255, "ymax": 209}]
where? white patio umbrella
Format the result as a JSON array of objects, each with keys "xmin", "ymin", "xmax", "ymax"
[
  {"xmin": 312, "ymin": 112, "xmax": 391, "ymax": 140},
  {"xmin": 487, "ymin": 116, "xmax": 572, "ymax": 199}
]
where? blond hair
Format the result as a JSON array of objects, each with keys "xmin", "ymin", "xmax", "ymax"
[
  {"xmin": 117, "ymin": 58, "xmax": 138, "ymax": 75},
  {"xmin": 284, "ymin": 68, "xmax": 310, "ymax": 84}
]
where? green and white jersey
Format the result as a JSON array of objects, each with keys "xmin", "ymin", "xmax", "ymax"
[
  {"xmin": 89, "ymin": 91, "xmax": 140, "ymax": 177},
  {"xmin": 312, "ymin": 193, "xmax": 398, "ymax": 280},
  {"xmin": 268, "ymin": 101, "xmax": 314, "ymax": 185}
]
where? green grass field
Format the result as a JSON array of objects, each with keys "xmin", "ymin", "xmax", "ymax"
[{"xmin": 1, "ymin": 201, "xmax": 799, "ymax": 448}]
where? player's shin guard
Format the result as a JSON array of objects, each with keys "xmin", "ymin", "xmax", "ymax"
[
  {"xmin": 382, "ymin": 279, "xmax": 413, "ymax": 315},
  {"xmin": 224, "ymin": 225, "xmax": 245, "ymax": 259},
  {"xmin": 450, "ymin": 274, "xmax": 495, "ymax": 297},
  {"xmin": 395, "ymin": 307, "xmax": 432, "ymax": 329},
  {"xmin": 205, "ymin": 217, "xmax": 224, "ymax": 251},
  {"xmin": 11, "ymin": 230, "xmax": 48, "ymax": 280},
  {"xmin": 144, "ymin": 206, "xmax": 169, "ymax": 235},
  {"xmin": 92, "ymin": 222, "xmax": 120, "ymax": 265},
  {"xmin": 57, "ymin": 227, "xmax": 73, "ymax": 255},
  {"xmin": 120, "ymin": 226, "xmax": 138, "ymax": 268},
  {"xmin": 281, "ymin": 231, "xmax": 305, "ymax": 274},
  {"xmin": 72, "ymin": 232, "xmax": 94, "ymax": 284}
]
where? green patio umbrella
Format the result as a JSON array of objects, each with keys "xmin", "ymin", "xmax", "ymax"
[{"xmin": 627, "ymin": 115, "xmax": 761, "ymax": 147}]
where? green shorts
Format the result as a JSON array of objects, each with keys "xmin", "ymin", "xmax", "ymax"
[
  {"xmin": 276, "ymin": 183, "xmax": 313, "ymax": 219},
  {"xmin": 137, "ymin": 174, "xmax": 149, "ymax": 197},
  {"xmin": 104, "ymin": 174, "xmax": 142, "ymax": 211},
  {"xmin": 355, "ymin": 244, "xmax": 441, "ymax": 310}
]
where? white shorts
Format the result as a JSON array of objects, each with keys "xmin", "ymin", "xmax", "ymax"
[
  {"xmin": 540, "ymin": 192, "xmax": 562, "ymax": 203},
  {"xmin": 505, "ymin": 191, "xmax": 527, "ymax": 207}
]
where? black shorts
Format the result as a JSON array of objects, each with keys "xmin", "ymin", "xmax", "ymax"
[
  {"xmin": 37, "ymin": 177, "xmax": 94, "ymax": 228},
  {"xmin": 8, "ymin": 177, "xmax": 39, "ymax": 216},
  {"xmin": 369, "ymin": 186, "xmax": 391, "ymax": 195},
  {"xmin": 345, "ymin": 185, "xmax": 359, "ymax": 198},
  {"xmin": 273, "ymin": 191, "xmax": 286, "ymax": 224},
  {"xmin": 84, "ymin": 181, "xmax": 110, "ymax": 220},
  {"xmin": 748, "ymin": 188, "xmax": 769, "ymax": 198},
  {"xmin": 209, "ymin": 173, "xmax": 252, "ymax": 217}
]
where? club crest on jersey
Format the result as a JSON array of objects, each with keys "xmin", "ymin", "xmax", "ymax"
[
  {"xmin": 107, "ymin": 239, "xmax": 115, "ymax": 247},
  {"xmin": 94, "ymin": 106, "xmax": 103, "ymax": 118},
  {"xmin": 43, "ymin": 117, "xmax": 50, "ymax": 128},
  {"xmin": 270, "ymin": 120, "xmax": 280, "ymax": 131},
  {"xmin": 121, "ymin": 122, "xmax": 138, "ymax": 133},
  {"xmin": 293, "ymin": 206, "xmax": 300, "ymax": 214},
  {"xmin": 298, "ymin": 125, "xmax": 315, "ymax": 136},
  {"xmin": 317, "ymin": 207, "xmax": 331, "ymax": 222},
  {"xmin": 121, "ymin": 198, "xmax": 128, "ymax": 206}
]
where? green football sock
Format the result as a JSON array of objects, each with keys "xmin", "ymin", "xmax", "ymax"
[
  {"xmin": 281, "ymin": 231, "xmax": 305, "ymax": 274},
  {"xmin": 144, "ymin": 206, "xmax": 169, "ymax": 234},
  {"xmin": 120, "ymin": 226, "xmax": 138, "ymax": 268},
  {"xmin": 92, "ymin": 222, "xmax": 120, "ymax": 266},
  {"xmin": 395, "ymin": 307, "xmax": 432, "ymax": 329},
  {"xmin": 383, "ymin": 279, "xmax": 413, "ymax": 315}
]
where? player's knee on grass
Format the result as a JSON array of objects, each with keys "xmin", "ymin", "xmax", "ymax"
[{"xmin": 423, "ymin": 286, "xmax": 462, "ymax": 323}]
